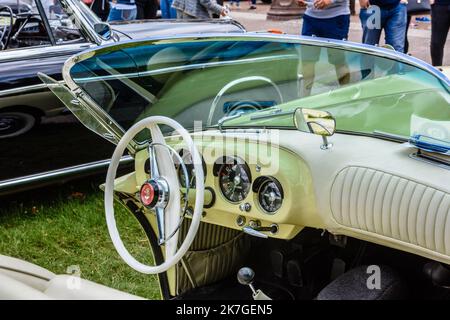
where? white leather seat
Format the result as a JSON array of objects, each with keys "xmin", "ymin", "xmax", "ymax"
[{"xmin": 0, "ymin": 255, "xmax": 144, "ymax": 300}]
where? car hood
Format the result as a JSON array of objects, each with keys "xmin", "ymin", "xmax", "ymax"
[{"xmin": 110, "ymin": 19, "xmax": 245, "ymax": 39}]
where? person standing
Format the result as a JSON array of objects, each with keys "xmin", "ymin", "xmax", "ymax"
[
  {"xmin": 136, "ymin": 0, "xmax": 158, "ymax": 19},
  {"xmin": 172, "ymin": 0, "xmax": 227, "ymax": 18},
  {"xmin": 107, "ymin": 0, "xmax": 137, "ymax": 21},
  {"xmin": 430, "ymin": 0, "xmax": 450, "ymax": 66},
  {"xmin": 162, "ymin": 0, "xmax": 177, "ymax": 18},
  {"xmin": 359, "ymin": 0, "xmax": 408, "ymax": 52},
  {"xmin": 297, "ymin": 0, "xmax": 351, "ymax": 95},
  {"xmin": 298, "ymin": 0, "xmax": 351, "ymax": 40}
]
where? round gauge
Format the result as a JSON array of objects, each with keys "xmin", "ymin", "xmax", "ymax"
[
  {"xmin": 176, "ymin": 149, "xmax": 206, "ymax": 188},
  {"xmin": 258, "ymin": 178, "xmax": 283, "ymax": 214},
  {"xmin": 218, "ymin": 158, "xmax": 252, "ymax": 203}
]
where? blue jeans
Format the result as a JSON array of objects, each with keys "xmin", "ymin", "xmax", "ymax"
[
  {"xmin": 302, "ymin": 14, "xmax": 350, "ymax": 40},
  {"xmin": 161, "ymin": 0, "xmax": 177, "ymax": 19},
  {"xmin": 107, "ymin": 6, "xmax": 137, "ymax": 21},
  {"xmin": 360, "ymin": 4, "xmax": 407, "ymax": 53}
]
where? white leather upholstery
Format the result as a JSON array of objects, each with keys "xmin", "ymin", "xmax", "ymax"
[
  {"xmin": 44, "ymin": 275, "xmax": 144, "ymax": 300},
  {"xmin": 331, "ymin": 167, "xmax": 450, "ymax": 257},
  {"xmin": 0, "ymin": 255, "xmax": 55, "ymax": 292},
  {"xmin": 0, "ymin": 255, "xmax": 144, "ymax": 300}
]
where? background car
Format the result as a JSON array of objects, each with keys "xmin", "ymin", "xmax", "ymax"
[{"xmin": 0, "ymin": 0, "xmax": 245, "ymax": 195}]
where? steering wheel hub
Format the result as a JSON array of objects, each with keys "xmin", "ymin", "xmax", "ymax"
[{"xmin": 140, "ymin": 179, "xmax": 169, "ymax": 209}]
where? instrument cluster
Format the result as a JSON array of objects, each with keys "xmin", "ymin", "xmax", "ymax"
[{"xmin": 171, "ymin": 153, "xmax": 285, "ymax": 215}]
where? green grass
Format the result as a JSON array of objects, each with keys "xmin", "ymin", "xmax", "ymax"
[{"xmin": 0, "ymin": 179, "xmax": 161, "ymax": 299}]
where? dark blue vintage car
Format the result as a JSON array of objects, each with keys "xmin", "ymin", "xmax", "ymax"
[{"xmin": 0, "ymin": 0, "xmax": 245, "ymax": 194}]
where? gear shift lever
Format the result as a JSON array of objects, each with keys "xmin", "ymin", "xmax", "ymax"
[{"xmin": 237, "ymin": 267, "xmax": 271, "ymax": 300}]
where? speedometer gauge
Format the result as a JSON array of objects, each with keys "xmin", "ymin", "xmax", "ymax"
[
  {"xmin": 218, "ymin": 158, "xmax": 251, "ymax": 203},
  {"xmin": 258, "ymin": 178, "xmax": 283, "ymax": 213}
]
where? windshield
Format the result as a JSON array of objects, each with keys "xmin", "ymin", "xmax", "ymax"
[{"xmin": 67, "ymin": 37, "xmax": 450, "ymax": 142}]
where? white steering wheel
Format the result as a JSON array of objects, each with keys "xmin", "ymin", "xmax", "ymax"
[{"xmin": 105, "ymin": 116, "xmax": 204, "ymax": 274}]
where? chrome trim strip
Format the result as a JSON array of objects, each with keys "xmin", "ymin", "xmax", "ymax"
[
  {"xmin": 0, "ymin": 81, "xmax": 65, "ymax": 97},
  {"xmin": 409, "ymin": 152, "xmax": 450, "ymax": 170},
  {"xmin": 0, "ymin": 43, "xmax": 94, "ymax": 63},
  {"xmin": 0, "ymin": 155, "xmax": 133, "ymax": 195}
]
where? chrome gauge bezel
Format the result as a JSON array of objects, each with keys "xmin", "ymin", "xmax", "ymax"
[
  {"xmin": 216, "ymin": 156, "xmax": 252, "ymax": 204},
  {"xmin": 255, "ymin": 176, "xmax": 284, "ymax": 215}
]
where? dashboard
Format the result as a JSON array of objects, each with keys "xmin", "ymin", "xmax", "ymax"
[
  {"xmin": 134, "ymin": 133, "xmax": 317, "ymax": 240},
  {"xmin": 124, "ymin": 129, "xmax": 450, "ymax": 266}
]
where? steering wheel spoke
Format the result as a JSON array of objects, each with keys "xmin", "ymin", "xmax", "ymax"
[
  {"xmin": 155, "ymin": 207, "xmax": 166, "ymax": 245},
  {"xmin": 147, "ymin": 136, "xmax": 160, "ymax": 180}
]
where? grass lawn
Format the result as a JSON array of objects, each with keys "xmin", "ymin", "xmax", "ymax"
[{"xmin": 0, "ymin": 177, "xmax": 161, "ymax": 299}]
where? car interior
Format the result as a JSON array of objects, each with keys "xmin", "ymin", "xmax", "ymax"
[{"xmin": 0, "ymin": 35, "xmax": 449, "ymax": 300}]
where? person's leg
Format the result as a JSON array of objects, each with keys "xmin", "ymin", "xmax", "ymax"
[
  {"xmin": 383, "ymin": 3, "xmax": 407, "ymax": 52},
  {"xmin": 250, "ymin": 0, "xmax": 256, "ymax": 9},
  {"xmin": 161, "ymin": 0, "xmax": 169, "ymax": 18},
  {"xmin": 168, "ymin": 0, "xmax": 177, "ymax": 18},
  {"xmin": 135, "ymin": 0, "xmax": 144, "ymax": 19},
  {"xmin": 301, "ymin": 15, "xmax": 321, "ymax": 96},
  {"xmin": 144, "ymin": 0, "xmax": 157, "ymax": 18},
  {"xmin": 325, "ymin": 15, "xmax": 351, "ymax": 86},
  {"xmin": 431, "ymin": 5, "xmax": 450, "ymax": 66},
  {"xmin": 361, "ymin": 7, "xmax": 383, "ymax": 46},
  {"xmin": 107, "ymin": 7, "xmax": 123, "ymax": 21},
  {"xmin": 404, "ymin": 14, "xmax": 412, "ymax": 54},
  {"xmin": 121, "ymin": 7, "xmax": 137, "ymax": 20}
]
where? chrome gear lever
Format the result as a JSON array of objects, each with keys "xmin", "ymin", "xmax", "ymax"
[{"xmin": 237, "ymin": 267, "xmax": 272, "ymax": 300}]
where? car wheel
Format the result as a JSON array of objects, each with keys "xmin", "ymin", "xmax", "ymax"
[{"xmin": 0, "ymin": 111, "xmax": 38, "ymax": 139}]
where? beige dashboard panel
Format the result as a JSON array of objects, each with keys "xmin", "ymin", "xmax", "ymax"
[
  {"xmin": 122, "ymin": 128, "xmax": 450, "ymax": 265},
  {"xmin": 132, "ymin": 132, "xmax": 319, "ymax": 240}
]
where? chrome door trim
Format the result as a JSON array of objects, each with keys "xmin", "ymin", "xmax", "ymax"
[
  {"xmin": 0, "ymin": 42, "xmax": 94, "ymax": 63},
  {"xmin": 0, "ymin": 81, "xmax": 65, "ymax": 97},
  {"xmin": 0, "ymin": 155, "xmax": 133, "ymax": 196}
]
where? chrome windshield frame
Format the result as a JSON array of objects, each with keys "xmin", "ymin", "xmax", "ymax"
[{"xmin": 59, "ymin": 0, "xmax": 115, "ymax": 46}]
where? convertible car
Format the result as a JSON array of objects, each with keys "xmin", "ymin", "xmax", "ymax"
[
  {"xmin": 0, "ymin": 34, "xmax": 449, "ymax": 300},
  {"xmin": 0, "ymin": 0, "xmax": 244, "ymax": 195}
]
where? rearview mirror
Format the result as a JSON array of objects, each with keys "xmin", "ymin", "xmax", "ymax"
[
  {"xmin": 94, "ymin": 22, "xmax": 112, "ymax": 41},
  {"xmin": 294, "ymin": 108, "xmax": 336, "ymax": 149}
]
